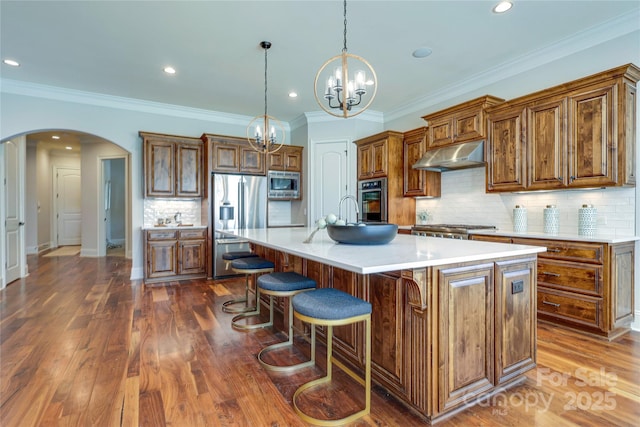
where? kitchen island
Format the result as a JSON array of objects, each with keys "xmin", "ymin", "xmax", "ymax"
[{"xmin": 220, "ymin": 227, "xmax": 545, "ymax": 423}]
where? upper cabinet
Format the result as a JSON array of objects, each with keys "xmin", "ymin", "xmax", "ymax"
[
  {"xmin": 422, "ymin": 95, "xmax": 504, "ymax": 149},
  {"xmin": 402, "ymin": 127, "xmax": 441, "ymax": 198},
  {"xmin": 201, "ymin": 133, "xmax": 266, "ymax": 175},
  {"xmin": 486, "ymin": 64, "xmax": 639, "ymax": 193},
  {"xmin": 267, "ymin": 145, "xmax": 303, "ymax": 172},
  {"xmin": 141, "ymin": 132, "xmax": 203, "ymax": 198},
  {"xmin": 356, "ymin": 135, "xmax": 390, "ymax": 180}
]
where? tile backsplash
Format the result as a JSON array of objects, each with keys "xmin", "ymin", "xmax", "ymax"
[
  {"xmin": 143, "ymin": 199, "xmax": 202, "ymax": 227},
  {"xmin": 416, "ymin": 168, "xmax": 636, "ymax": 237}
]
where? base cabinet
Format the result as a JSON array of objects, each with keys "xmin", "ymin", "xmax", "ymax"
[{"xmin": 145, "ymin": 228, "xmax": 206, "ymax": 284}]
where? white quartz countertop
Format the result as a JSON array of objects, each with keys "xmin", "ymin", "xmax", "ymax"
[
  {"xmin": 219, "ymin": 227, "xmax": 546, "ymax": 275},
  {"xmin": 142, "ymin": 225, "xmax": 206, "ymax": 230},
  {"xmin": 470, "ymin": 229, "xmax": 639, "ymax": 244}
]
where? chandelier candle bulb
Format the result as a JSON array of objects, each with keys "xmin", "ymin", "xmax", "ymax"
[
  {"xmin": 543, "ymin": 205, "xmax": 559, "ymax": 234},
  {"xmin": 513, "ymin": 205, "xmax": 527, "ymax": 233},
  {"xmin": 578, "ymin": 204, "xmax": 597, "ymax": 236}
]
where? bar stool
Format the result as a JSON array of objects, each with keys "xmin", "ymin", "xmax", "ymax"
[
  {"xmin": 221, "ymin": 251, "xmax": 259, "ymax": 314},
  {"xmin": 227, "ymin": 257, "xmax": 274, "ymax": 324},
  {"xmin": 255, "ymin": 272, "xmax": 317, "ymax": 372},
  {"xmin": 291, "ymin": 288, "xmax": 372, "ymax": 426}
]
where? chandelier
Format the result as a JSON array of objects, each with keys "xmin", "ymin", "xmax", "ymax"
[
  {"xmin": 314, "ymin": 0, "xmax": 377, "ymax": 118},
  {"xmin": 247, "ymin": 41, "xmax": 284, "ymax": 154}
]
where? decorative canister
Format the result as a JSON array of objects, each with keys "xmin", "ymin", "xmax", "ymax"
[
  {"xmin": 578, "ymin": 204, "xmax": 597, "ymax": 236},
  {"xmin": 543, "ymin": 205, "xmax": 559, "ymax": 234},
  {"xmin": 513, "ymin": 205, "xmax": 528, "ymax": 233}
]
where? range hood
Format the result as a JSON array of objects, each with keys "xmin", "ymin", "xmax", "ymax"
[{"xmin": 412, "ymin": 140, "xmax": 485, "ymax": 172}]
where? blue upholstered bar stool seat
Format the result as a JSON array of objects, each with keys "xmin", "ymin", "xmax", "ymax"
[
  {"xmin": 291, "ymin": 288, "xmax": 372, "ymax": 426},
  {"xmin": 221, "ymin": 251, "xmax": 260, "ymax": 314},
  {"xmin": 226, "ymin": 257, "xmax": 274, "ymax": 318},
  {"xmin": 254, "ymin": 272, "xmax": 316, "ymax": 372}
]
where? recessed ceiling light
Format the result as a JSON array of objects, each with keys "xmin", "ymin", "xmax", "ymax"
[
  {"xmin": 3, "ymin": 59, "xmax": 20, "ymax": 67},
  {"xmin": 65, "ymin": 146, "xmax": 72, "ymax": 150},
  {"xmin": 412, "ymin": 47, "xmax": 433, "ymax": 59},
  {"xmin": 288, "ymin": 92, "xmax": 298, "ymax": 98},
  {"xmin": 52, "ymin": 135, "xmax": 60, "ymax": 140},
  {"xmin": 163, "ymin": 66, "xmax": 176, "ymax": 74},
  {"xmin": 493, "ymin": 1, "xmax": 513, "ymax": 13}
]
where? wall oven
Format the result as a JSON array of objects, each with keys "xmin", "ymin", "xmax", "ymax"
[{"xmin": 358, "ymin": 178, "xmax": 387, "ymax": 222}]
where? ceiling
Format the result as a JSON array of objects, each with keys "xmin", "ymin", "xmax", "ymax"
[{"xmin": 2, "ymin": 1, "xmax": 639, "ymax": 123}]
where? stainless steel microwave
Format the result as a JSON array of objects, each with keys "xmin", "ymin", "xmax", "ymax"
[{"xmin": 267, "ymin": 170, "xmax": 300, "ymax": 199}]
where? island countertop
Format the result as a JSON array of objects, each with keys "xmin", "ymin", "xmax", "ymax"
[{"xmin": 219, "ymin": 227, "xmax": 545, "ymax": 274}]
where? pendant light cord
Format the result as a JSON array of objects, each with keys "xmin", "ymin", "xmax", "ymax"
[
  {"xmin": 264, "ymin": 45, "xmax": 268, "ymax": 117},
  {"xmin": 343, "ymin": 0, "xmax": 348, "ymax": 52}
]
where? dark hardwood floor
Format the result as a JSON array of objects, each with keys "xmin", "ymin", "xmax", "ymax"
[{"xmin": 1, "ymin": 252, "xmax": 638, "ymax": 426}]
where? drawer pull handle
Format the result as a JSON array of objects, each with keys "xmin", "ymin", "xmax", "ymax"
[
  {"xmin": 547, "ymin": 248, "xmax": 561, "ymax": 253},
  {"xmin": 543, "ymin": 301, "xmax": 560, "ymax": 308},
  {"xmin": 542, "ymin": 271, "xmax": 560, "ymax": 277}
]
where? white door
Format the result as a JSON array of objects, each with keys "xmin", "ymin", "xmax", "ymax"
[
  {"xmin": 56, "ymin": 167, "xmax": 82, "ymax": 246},
  {"xmin": 312, "ymin": 141, "xmax": 349, "ymax": 223},
  {"xmin": 3, "ymin": 137, "xmax": 25, "ymax": 286}
]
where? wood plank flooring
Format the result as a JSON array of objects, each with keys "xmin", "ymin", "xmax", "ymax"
[{"xmin": 1, "ymin": 252, "xmax": 638, "ymax": 426}]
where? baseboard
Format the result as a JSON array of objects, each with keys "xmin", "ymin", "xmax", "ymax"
[
  {"xmin": 80, "ymin": 248, "xmax": 98, "ymax": 257},
  {"xmin": 130, "ymin": 267, "xmax": 144, "ymax": 281},
  {"xmin": 26, "ymin": 246, "xmax": 38, "ymax": 255},
  {"xmin": 632, "ymin": 310, "xmax": 640, "ymax": 332},
  {"xmin": 38, "ymin": 243, "xmax": 51, "ymax": 253}
]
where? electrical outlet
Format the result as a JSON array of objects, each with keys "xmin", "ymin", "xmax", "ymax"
[{"xmin": 512, "ymin": 280, "xmax": 524, "ymax": 294}]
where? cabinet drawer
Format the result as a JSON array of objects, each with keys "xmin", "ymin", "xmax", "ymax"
[
  {"xmin": 512, "ymin": 238, "xmax": 604, "ymax": 264},
  {"xmin": 178, "ymin": 228, "xmax": 206, "ymax": 240},
  {"xmin": 537, "ymin": 287, "xmax": 602, "ymax": 329},
  {"xmin": 147, "ymin": 230, "xmax": 178, "ymax": 240},
  {"xmin": 537, "ymin": 259, "xmax": 603, "ymax": 296}
]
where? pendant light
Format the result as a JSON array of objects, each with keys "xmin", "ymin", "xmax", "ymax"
[
  {"xmin": 247, "ymin": 41, "xmax": 285, "ymax": 154},
  {"xmin": 313, "ymin": 0, "xmax": 377, "ymax": 118}
]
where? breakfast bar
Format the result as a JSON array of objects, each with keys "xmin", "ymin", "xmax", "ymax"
[{"xmin": 221, "ymin": 227, "xmax": 546, "ymax": 423}]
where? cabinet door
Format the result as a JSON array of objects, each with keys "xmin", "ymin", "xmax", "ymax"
[
  {"xmin": 371, "ymin": 140, "xmax": 388, "ymax": 177},
  {"xmin": 331, "ymin": 267, "xmax": 363, "ymax": 365},
  {"xmin": 267, "ymin": 151, "xmax": 285, "ymax": 170},
  {"xmin": 178, "ymin": 239, "xmax": 206, "ymax": 275},
  {"xmin": 527, "ymin": 98, "xmax": 567, "ymax": 190},
  {"xmin": 427, "ymin": 117, "xmax": 453, "ymax": 148},
  {"xmin": 176, "ymin": 143, "xmax": 202, "ymax": 197},
  {"xmin": 357, "ymin": 144, "xmax": 373, "ymax": 180},
  {"xmin": 369, "ymin": 272, "xmax": 406, "ymax": 395},
  {"xmin": 454, "ymin": 108, "xmax": 484, "ymax": 143},
  {"xmin": 239, "ymin": 146, "xmax": 265, "ymax": 175},
  {"xmin": 147, "ymin": 240, "xmax": 178, "ymax": 278},
  {"xmin": 403, "ymin": 129, "xmax": 427, "ymax": 197},
  {"xmin": 486, "ymin": 106, "xmax": 527, "ymax": 192},
  {"xmin": 495, "ymin": 258, "xmax": 536, "ymax": 384},
  {"xmin": 609, "ymin": 242, "xmax": 635, "ymax": 331},
  {"xmin": 146, "ymin": 140, "xmax": 175, "ymax": 197},
  {"xmin": 568, "ymin": 83, "xmax": 617, "ymax": 187},
  {"xmin": 212, "ymin": 143, "xmax": 240, "ymax": 172},
  {"xmin": 284, "ymin": 147, "xmax": 302, "ymax": 172},
  {"xmin": 437, "ymin": 263, "xmax": 494, "ymax": 413}
]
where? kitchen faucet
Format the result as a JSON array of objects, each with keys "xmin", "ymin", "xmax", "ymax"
[{"xmin": 338, "ymin": 195, "xmax": 360, "ymax": 224}]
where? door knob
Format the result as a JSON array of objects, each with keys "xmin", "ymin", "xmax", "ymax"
[{"xmin": 19, "ymin": 222, "xmax": 25, "ymax": 226}]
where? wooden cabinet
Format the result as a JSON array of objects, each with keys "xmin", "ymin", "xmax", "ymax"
[
  {"xmin": 473, "ymin": 234, "xmax": 635, "ymax": 340},
  {"xmin": 202, "ymin": 133, "xmax": 266, "ymax": 175},
  {"xmin": 268, "ymin": 145, "xmax": 303, "ymax": 172},
  {"xmin": 354, "ymin": 131, "xmax": 416, "ymax": 225},
  {"xmin": 356, "ymin": 138, "xmax": 389, "ymax": 180},
  {"xmin": 436, "ymin": 263, "xmax": 495, "ymax": 413},
  {"xmin": 141, "ymin": 132, "xmax": 203, "ymax": 198},
  {"xmin": 422, "ymin": 95, "xmax": 504, "ymax": 149},
  {"xmin": 403, "ymin": 127, "xmax": 441, "ymax": 197},
  {"xmin": 144, "ymin": 228, "xmax": 206, "ymax": 284},
  {"xmin": 486, "ymin": 64, "xmax": 639, "ymax": 192}
]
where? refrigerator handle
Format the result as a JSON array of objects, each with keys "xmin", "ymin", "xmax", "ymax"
[{"xmin": 238, "ymin": 179, "xmax": 245, "ymax": 229}]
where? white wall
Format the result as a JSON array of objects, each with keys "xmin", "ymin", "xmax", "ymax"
[{"xmin": 25, "ymin": 144, "xmax": 38, "ymax": 253}]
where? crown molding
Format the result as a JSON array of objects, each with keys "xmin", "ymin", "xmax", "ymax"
[
  {"xmin": 303, "ymin": 109, "xmax": 384, "ymax": 125},
  {"xmin": 385, "ymin": 8, "xmax": 640, "ymax": 123},
  {"xmin": 1, "ymin": 78, "xmax": 294, "ymax": 131}
]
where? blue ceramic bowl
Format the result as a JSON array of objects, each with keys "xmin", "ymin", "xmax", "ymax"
[{"xmin": 326, "ymin": 223, "xmax": 398, "ymax": 245}]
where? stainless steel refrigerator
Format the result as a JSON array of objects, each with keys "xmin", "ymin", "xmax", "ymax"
[{"xmin": 212, "ymin": 173, "xmax": 267, "ymax": 278}]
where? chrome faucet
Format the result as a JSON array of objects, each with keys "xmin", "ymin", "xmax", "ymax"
[{"xmin": 338, "ymin": 195, "xmax": 360, "ymax": 224}]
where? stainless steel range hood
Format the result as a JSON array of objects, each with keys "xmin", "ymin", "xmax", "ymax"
[{"xmin": 412, "ymin": 140, "xmax": 485, "ymax": 172}]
